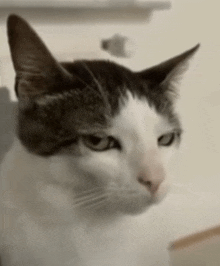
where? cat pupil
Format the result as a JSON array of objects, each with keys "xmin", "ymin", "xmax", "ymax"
[
  {"xmin": 89, "ymin": 135, "xmax": 103, "ymax": 145},
  {"xmin": 158, "ymin": 132, "xmax": 175, "ymax": 147},
  {"xmin": 81, "ymin": 134, "xmax": 122, "ymax": 151},
  {"xmin": 81, "ymin": 134, "xmax": 110, "ymax": 151}
]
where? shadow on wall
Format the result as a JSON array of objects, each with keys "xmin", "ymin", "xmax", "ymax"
[{"xmin": 0, "ymin": 87, "xmax": 16, "ymax": 163}]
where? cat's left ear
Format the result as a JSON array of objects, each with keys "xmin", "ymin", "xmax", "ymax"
[
  {"xmin": 7, "ymin": 14, "xmax": 72, "ymax": 99},
  {"xmin": 137, "ymin": 44, "xmax": 200, "ymax": 97}
]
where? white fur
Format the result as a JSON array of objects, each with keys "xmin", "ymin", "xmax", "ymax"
[{"xmin": 1, "ymin": 93, "xmax": 178, "ymax": 266}]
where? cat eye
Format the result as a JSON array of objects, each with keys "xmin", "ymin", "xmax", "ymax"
[
  {"xmin": 81, "ymin": 134, "xmax": 120, "ymax": 151},
  {"xmin": 158, "ymin": 132, "xmax": 176, "ymax": 147}
]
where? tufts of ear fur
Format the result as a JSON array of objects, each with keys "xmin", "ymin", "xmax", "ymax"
[
  {"xmin": 137, "ymin": 44, "xmax": 200, "ymax": 100},
  {"xmin": 7, "ymin": 14, "xmax": 73, "ymax": 99}
]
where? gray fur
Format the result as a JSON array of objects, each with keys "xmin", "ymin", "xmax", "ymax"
[{"xmin": 7, "ymin": 14, "xmax": 199, "ymax": 155}]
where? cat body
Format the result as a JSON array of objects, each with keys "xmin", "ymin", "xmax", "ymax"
[{"xmin": 1, "ymin": 15, "xmax": 199, "ymax": 266}]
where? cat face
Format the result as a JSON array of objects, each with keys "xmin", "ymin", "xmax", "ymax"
[
  {"xmin": 47, "ymin": 93, "xmax": 180, "ymax": 215},
  {"xmin": 7, "ymin": 15, "xmax": 199, "ymax": 215}
]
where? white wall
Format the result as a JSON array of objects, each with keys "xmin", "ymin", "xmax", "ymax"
[{"xmin": 1, "ymin": 1, "xmax": 220, "ymax": 265}]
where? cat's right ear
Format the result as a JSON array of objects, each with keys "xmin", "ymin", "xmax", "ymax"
[
  {"xmin": 137, "ymin": 44, "xmax": 200, "ymax": 100},
  {"xmin": 7, "ymin": 14, "xmax": 72, "ymax": 99}
]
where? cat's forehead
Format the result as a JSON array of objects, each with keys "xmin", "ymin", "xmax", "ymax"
[{"xmin": 111, "ymin": 92, "xmax": 172, "ymax": 139}]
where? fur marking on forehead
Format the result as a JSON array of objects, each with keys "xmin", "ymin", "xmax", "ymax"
[
  {"xmin": 112, "ymin": 92, "xmax": 180, "ymax": 139},
  {"xmin": 112, "ymin": 93, "xmax": 160, "ymax": 136}
]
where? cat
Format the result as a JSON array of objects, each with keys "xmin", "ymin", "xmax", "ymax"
[{"xmin": 0, "ymin": 14, "xmax": 199, "ymax": 266}]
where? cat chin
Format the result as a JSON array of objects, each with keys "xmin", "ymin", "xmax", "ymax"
[
  {"xmin": 120, "ymin": 185, "xmax": 169, "ymax": 215},
  {"xmin": 104, "ymin": 184, "xmax": 170, "ymax": 216},
  {"xmin": 119, "ymin": 204, "xmax": 152, "ymax": 216},
  {"xmin": 111, "ymin": 196, "xmax": 153, "ymax": 216},
  {"xmin": 150, "ymin": 183, "xmax": 170, "ymax": 205},
  {"xmin": 122, "ymin": 192, "xmax": 168, "ymax": 215}
]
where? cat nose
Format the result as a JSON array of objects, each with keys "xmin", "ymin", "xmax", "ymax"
[
  {"xmin": 137, "ymin": 165, "xmax": 165, "ymax": 195},
  {"xmin": 138, "ymin": 176, "xmax": 161, "ymax": 194}
]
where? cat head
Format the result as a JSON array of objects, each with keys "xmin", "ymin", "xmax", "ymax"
[{"xmin": 7, "ymin": 14, "xmax": 199, "ymax": 216}]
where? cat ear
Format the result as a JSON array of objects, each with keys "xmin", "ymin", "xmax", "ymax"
[
  {"xmin": 137, "ymin": 44, "xmax": 200, "ymax": 97},
  {"xmin": 7, "ymin": 14, "xmax": 72, "ymax": 99}
]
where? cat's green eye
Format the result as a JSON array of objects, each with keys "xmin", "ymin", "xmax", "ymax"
[
  {"xmin": 158, "ymin": 132, "xmax": 176, "ymax": 147},
  {"xmin": 81, "ymin": 134, "xmax": 120, "ymax": 151}
]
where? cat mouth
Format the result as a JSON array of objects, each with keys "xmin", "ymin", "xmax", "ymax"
[
  {"xmin": 109, "ymin": 193, "xmax": 154, "ymax": 215},
  {"xmin": 150, "ymin": 189, "xmax": 168, "ymax": 205}
]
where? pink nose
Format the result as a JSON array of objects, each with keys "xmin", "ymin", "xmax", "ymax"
[
  {"xmin": 138, "ymin": 176, "xmax": 161, "ymax": 194},
  {"xmin": 137, "ymin": 165, "xmax": 165, "ymax": 195}
]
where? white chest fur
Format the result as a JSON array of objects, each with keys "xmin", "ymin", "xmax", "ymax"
[{"xmin": 3, "ymin": 211, "xmax": 151, "ymax": 266}]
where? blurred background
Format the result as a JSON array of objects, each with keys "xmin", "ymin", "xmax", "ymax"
[{"xmin": 0, "ymin": 0, "xmax": 220, "ymax": 265}]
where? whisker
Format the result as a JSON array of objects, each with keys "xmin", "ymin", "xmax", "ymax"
[
  {"xmin": 73, "ymin": 191, "xmax": 104, "ymax": 204},
  {"xmin": 74, "ymin": 187, "xmax": 103, "ymax": 197},
  {"xmin": 108, "ymin": 187, "xmax": 138, "ymax": 194},
  {"xmin": 81, "ymin": 62, "xmax": 111, "ymax": 116},
  {"xmin": 82, "ymin": 197, "xmax": 109, "ymax": 211},
  {"xmin": 73, "ymin": 193, "xmax": 108, "ymax": 208},
  {"xmin": 81, "ymin": 62, "xmax": 102, "ymax": 91},
  {"xmin": 71, "ymin": 71, "xmax": 98, "ymax": 93}
]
